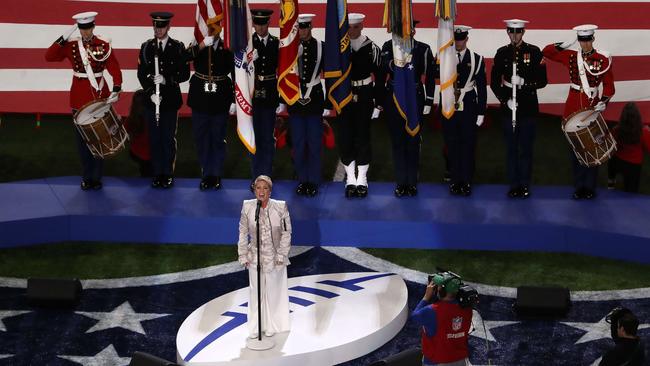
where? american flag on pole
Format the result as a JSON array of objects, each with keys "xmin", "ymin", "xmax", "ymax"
[
  {"xmin": 225, "ymin": 0, "xmax": 256, "ymax": 154},
  {"xmin": 435, "ymin": 0, "xmax": 457, "ymax": 120},
  {"xmin": 194, "ymin": 0, "xmax": 223, "ymax": 44},
  {"xmin": 277, "ymin": 0, "xmax": 300, "ymax": 106},
  {"xmin": 1, "ymin": 0, "xmax": 650, "ymax": 121}
]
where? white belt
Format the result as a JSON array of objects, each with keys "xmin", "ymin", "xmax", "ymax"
[
  {"xmin": 570, "ymin": 83, "xmax": 597, "ymax": 94},
  {"xmin": 73, "ymin": 71, "xmax": 104, "ymax": 78},
  {"xmin": 458, "ymin": 82, "xmax": 476, "ymax": 93},
  {"xmin": 503, "ymin": 81, "xmax": 521, "ymax": 89},
  {"xmin": 351, "ymin": 77, "xmax": 372, "ymax": 87}
]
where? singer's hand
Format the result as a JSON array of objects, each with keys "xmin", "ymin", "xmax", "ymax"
[
  {"xmin": 594, "ymin": 101, "xmax": 607, "ymax": 112},
  {"xmin": 507, "ymin": 98, "xmax": 517, "ymax": 111},
  {"xmin": 229, "ymin": 103, "xmax": 237, "ymax": 115},
  {"xmin": 476, "ymin": 115, "xmax": 485, "ymax": 127},
  {"xmin": 511, "ymin": 75, "xmax": 525, "ymax": 86},
  {"xmin": 371, "ymin": 107, "xmax": 381, "ymax": 119},
  {"xmin": 423, "ymin": 105, "xmax": 432, "ymax": 115},
  {"xmin": 150, "ymin": 94, "xmax": 162, "ymax": 105}
]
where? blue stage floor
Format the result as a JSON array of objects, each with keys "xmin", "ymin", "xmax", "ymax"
[{"xmin": 1, "ymin": 177, "xmax": 649, "ymax": 263}]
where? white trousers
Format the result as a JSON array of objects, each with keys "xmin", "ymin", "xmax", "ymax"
[{"xmin": 247, "ymin": 266, "xmax": 290, "ymax": 336}]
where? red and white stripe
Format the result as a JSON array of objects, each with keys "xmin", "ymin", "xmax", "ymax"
[
  {"xmin": 194, "ymin": 0, "xmax": 223, "ymax": 44},
  {"xmin": 2, "ymin": 0, "xmax": 649, "ymax": 121}
]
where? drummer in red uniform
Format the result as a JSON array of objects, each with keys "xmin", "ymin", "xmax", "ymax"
[
  {"xmin": 543, "ymin": 24, "xmax": 614, "ymax": 199},
  {"xmin": 45, "ymin": 11, "xmax": 123, "ymax": 190}
]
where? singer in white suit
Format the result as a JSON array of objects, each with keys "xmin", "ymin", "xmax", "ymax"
[{"xmin": 238, "ymin": 175, "xmax": 292, "ymax": 338}]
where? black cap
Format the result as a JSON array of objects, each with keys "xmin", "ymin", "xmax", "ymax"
[
  {"xmin": 251, "ymin": 9, "xmax": 273, "ymax": 25},
  {"xmin": 507, "ymin": 27, "xmax": 524, "ymax": 34},
  {"xmin": 150, "ymin": 11, "xmax": 174, "ymax": 28},
  {"xmin": 454, "ymin": 26, "xmax": 470, "ymax": 41}
]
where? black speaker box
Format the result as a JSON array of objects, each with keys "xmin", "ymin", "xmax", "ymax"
[
  {"xmin": 368, "ymin": 348, "xmax": 422, "ymax": 366},
  {"xmin": 514, "ymin": 286, "xmax": 571, "ymax": 317},
  {"xmin": 26, "ymin": 278, "xmax": 82, "ymax": 306},
  {"xmin": 129, "ymin": 352, "xmax": 178, "ymax": 366}
]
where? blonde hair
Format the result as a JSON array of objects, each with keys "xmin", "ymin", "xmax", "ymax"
[{"xmin": 254, "ymin": 175, "xmax": 273, "ymax": 189}]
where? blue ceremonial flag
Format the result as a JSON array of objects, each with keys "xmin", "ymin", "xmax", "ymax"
[
  {"xmin": 323, "ymin": 0, "xmax": 352, "ymax": 113},
  {"xmin": 391, "ymin": 35, "xmax": 420, "ymax": 135}
]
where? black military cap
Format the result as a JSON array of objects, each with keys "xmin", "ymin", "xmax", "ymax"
[
  {"xmin": 251, "ymin": 9, "xmax": 273, "ymax": 25},
  {"xmin": 150, "ymin": 11, "xmax": 174, "ymax": 28},
  {"xmin": 298, "ymin": 13, "xmax": 315, "ymax": 29}
]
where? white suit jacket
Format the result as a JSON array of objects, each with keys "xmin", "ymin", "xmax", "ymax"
[{"xmin": 238, "ymin": 199, "xmax": 292, "ymax": 271}]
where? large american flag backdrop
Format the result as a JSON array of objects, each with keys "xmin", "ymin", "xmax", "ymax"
[{"xmin": 1, "ymin": 0, "xmax": 649, "ymax": 121}]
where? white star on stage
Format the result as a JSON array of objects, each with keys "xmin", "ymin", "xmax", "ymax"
[
  {"xmin": 562, "ymin": 315, "xmax": 650, "ymax": 344},
  {"xmin": 76, "ymin": 301, "xmax": 170, "ymax": 335},
  {"xmin": 0, "ymin": 310, "xmax": 30, "ymax": 331},
  {"xmin": 408, "ymin": 64, "xmax": 414, "ymax": 70},
  {"xmin": 58, "ymin": 344, "xmax": 130, "ymax": 366},
  {"xmin": 469, "ymin": 310, "xmax": 519, "ymax": 342}
]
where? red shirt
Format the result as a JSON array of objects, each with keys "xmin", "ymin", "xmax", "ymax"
[
  {"xmin": 613, "ymin": 126, "xmax": 650, "ymax": 165},
  {"xmin": 421, "ymin": 301, "xmax": 472, "ymax": 364},
  {"xmin": 543, "ymin": 44, "xmax": 615, "ymax": 118},
  {"xmin": 45, "ymin": 35, "xmax": 122, "ymax": 110},
  {"xmin": 124, "ymin": 117, "xmax": 151, "ymax": 161}
]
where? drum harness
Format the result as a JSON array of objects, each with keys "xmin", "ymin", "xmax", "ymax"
[{"xmin": 76, "ymin": 37, "xmax": 111, "ymax": 97}]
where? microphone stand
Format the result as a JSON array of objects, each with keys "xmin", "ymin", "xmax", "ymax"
[{"xmin": 246, "ymin": 200, "xmax": 274, "ymax": 350}]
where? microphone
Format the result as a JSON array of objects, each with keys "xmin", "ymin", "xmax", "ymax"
[{"xmin": 255, "ymin": 199, "xmax": 262, "ymax": 221}]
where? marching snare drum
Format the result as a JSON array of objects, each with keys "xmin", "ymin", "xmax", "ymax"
[
  {"xmin": 562, "ymin": 107, "xmax": 617, "ymax": 167},
  {"xmin": 73, "ymin": 99, "xmax": 128, "ymax": 158}
]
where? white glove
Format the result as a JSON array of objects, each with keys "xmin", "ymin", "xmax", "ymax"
[
  {"xmin": 506, "ymin": 98, "xmax": 517, "ymax": 111},
  {"xmin": 275, "ymin": 103, "xmax": 287, "ymax": 114},
  {"xmin": 511, "ymin": 75, "xmax": 525, "ymax": 86},
  {"xmin": 150, "ymin": 94, "xmax": 162, "ymax": 105},
  {"xmin": 594, "ymin": 101, "xmax": 606, "ymax": 112},
  {"xmin": 423, "ymin": 105, "xmax": 432, "ymax": 115},
  {"xmin": 106, "ymin": 92, "xmax": 119, "ymax": 104},
  {"xmin": 559, "ymin": 37, "xmax": 577, "ymax": 49},
  {"xmin": 202, "ymin": 36, "xmax": 215, "ymax": 48},
  {"xmin": 153, "ymin": 74, "xmax": 165, "ymax": 85},
  {"xmin": 322, "ymin": 109, "xmax": 332, "ymax": 117},
  {"xmin": 62, "ymin": 24, "xmax": 78, "ymax": 41},
  {"xmin": 371, "ymin": 107, "xmax": 381, "ymax": 119},
  {"xmin": 476, "ymin": 115, "xmax": 484, "ymax": 127},
  {"xmin": 229, "ymin": 103, "xmax": 237, "ymax": 115}
]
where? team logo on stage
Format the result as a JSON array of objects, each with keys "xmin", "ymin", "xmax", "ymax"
[{"xmin": 176, "ymin": 272, "xmax": 408, "ymax": 365}]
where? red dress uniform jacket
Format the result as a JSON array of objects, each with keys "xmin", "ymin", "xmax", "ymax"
[
  {"xmin": 45, "ymin": 35, "xmax": 122, "ymax": 110},
  {"xmin": 542, "ymin": 44, "xmax": 614, "ymax": 118}
]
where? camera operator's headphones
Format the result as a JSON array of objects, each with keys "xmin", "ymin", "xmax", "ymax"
[{"xmin": 432, "ymin": 272, "xmax": 462, "ymax": 295}]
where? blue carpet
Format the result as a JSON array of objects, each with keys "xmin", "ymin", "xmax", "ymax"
[{"xmin": 2, "ymin": 177, "xmax": 650, "ymax": 263}]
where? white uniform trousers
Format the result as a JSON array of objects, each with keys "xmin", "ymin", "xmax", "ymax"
[{"xmin": 247, "ymin": 266, "xmax": 290, "ymax": 336}]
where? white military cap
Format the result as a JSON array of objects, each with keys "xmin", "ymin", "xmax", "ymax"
[
  {"xmin": 72, "ymin": 11, "xmax": 98, "ymax": 28},
  {"xmin": 454, "ymin": 25, "xmax": 472, "ymax": 39},
  {"xmin": 504, "ymin": 19, "xmax": 529, "ymax": 29},
  {"xmin": 573, "ymin": 24, "xmax": 598, "ymax": 39},
  {"xmin": 298, "ymin": 13, "xmax": 316, "ymax": 24},
  {"xmin": 348, "ymin": 13, "xmax": 365, "ymax": 25}
]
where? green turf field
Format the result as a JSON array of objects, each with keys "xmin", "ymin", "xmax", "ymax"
[
  {"xmin": 1, "ymin": 243, "xmax": 650, "ymax": 291},
  {"xmin": 2, "ymin": 110, "xmax": 648, "ymax": 192}
]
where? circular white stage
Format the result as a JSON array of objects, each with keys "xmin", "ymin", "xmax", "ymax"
[{"xmin": 176, "ymin": 272, "xmax": 408, "ymax": 365}]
